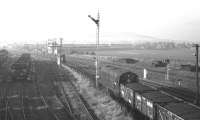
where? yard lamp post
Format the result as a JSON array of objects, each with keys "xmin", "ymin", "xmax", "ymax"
[{"xmin": 88, "ymin": 11, "xmax": 100, "ymax": 88}]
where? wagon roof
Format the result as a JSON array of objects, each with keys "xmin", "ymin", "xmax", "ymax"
[
  {"xmin": 141, "ymin": 91, "xmax": 177, "ymax": 103},
  {"xmin": 125, "ymin": 83, "xmax": 154, "ymax": 92},
  {"xmin": 163, "ymin": 102, "xmax": 200, "ymax": 119},
  {"xmin": 183, "ymin": 112, "xmax": 200, "ymax": 120}
]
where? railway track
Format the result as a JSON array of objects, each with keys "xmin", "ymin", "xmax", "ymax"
[
  {"xmin": 33, "ymin": 60, "xmax": 75, "ymax": 120},
  {"xmin": 33, "ymin": 60, "xmax": 97, "ymax": 120},
  {"xmin": 35, "ymin": 80, "xmax": 63, "ymax": 120},
  {"xmin": 8, "ymin": 86, "xmax": 27, "ymax": 120},
  {"xmin": 0, "ymin": 88, "xmax": 6, "ymax": 111},
  {"xmin": 54, "ymin": 78, "xmax": 74, "ymax": 115},
  {"xmin": 58, "ymin": 66, "xmax": 97, "ymax": 120},
  {"xmin": 5, "ymin": 90, "xmax": 13, "ymax": 120},
  {"xmin": 0, "ymin": 86, "xmax": 15, "ymax": 120},
  {"xmin": 20, "ymin": 87, "xmax": 27, "ymax": 120},
  {"xmin": 2, "ymin": 88, "xmax": 8, "ymax": 120},
  {"xmin": 61, "ymin": 79, "xmax": 95, "ymax": 120}
]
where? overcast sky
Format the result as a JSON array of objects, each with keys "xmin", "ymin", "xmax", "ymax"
[{"xmin": 0, "ymin": 0, "xmax": 200, "ymax": 44}]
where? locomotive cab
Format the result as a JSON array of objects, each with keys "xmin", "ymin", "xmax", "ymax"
[
  {"xmin": 119, "ymin": 72, "xmax": 139, "ymax": 85},
  {"xmin": 112, "ymin": 71, "xmax": 139, "ymax": 89}
]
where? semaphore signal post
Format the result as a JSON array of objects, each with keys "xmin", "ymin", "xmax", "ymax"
[{"xmin": 88, "ymin": 11, "xmax": 100, "ymax": 88}]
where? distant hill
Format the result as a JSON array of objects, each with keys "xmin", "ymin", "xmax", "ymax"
[{"xmin": 100, "ymin": 32, "xmax": 170, "ymax": 44}]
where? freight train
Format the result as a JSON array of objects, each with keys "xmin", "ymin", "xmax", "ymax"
[
  {"xmin": 98, "ymin": 64, "xmax": 200, "ymax": 120},
  {"xmin": 0, "ymin": 49, "xmax": 9, "ymax": 68},
  {"xmin": 11, "ymin": 53, "xmax": 32, "ymax": 81}
]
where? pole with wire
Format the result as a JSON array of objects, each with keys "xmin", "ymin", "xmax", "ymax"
[
  {"xmin": 59, "ymin": 38, "xmax": 63, "ymax": 67},
  {"xmin": 193, "ymin": 44, "xmax": 199, "ymax": 105},
  {"xmin": 88, "ymin": 11, "xmax": 100, "ymax": 88}
]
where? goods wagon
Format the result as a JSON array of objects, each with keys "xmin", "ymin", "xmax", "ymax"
[
  {"xmin": 120, "ymin": 81, "xmax": 200, "ymax": 120},
  {"xmin": 120, "ymin": 83, "xmax": 155, "ymax": 108},
  {"xmin": 158, "ymin": 102, "xmax": 200, "ymax": 120},
  {"xmin": 11, "ymin": 53, "xmax": 32, "ymax": 81},
  {"xmin": 99, "ymin": 65, "xmax": 139, "ymax": 97},
  {"xmin": 139, "ymin": 91, "xmax": 179, "ymax": 120}
]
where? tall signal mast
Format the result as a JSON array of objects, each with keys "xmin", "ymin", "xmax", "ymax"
[{"xmin": 88, "ymin": 11, "xmax": 100, "ymax": 88}]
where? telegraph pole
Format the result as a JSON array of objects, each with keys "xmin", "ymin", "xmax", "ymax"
[
  {"xmin": 59, "ymin": 38, "xmax": 63, "ymax": 66},
  {"xmin": 88, "ymin": 11, "xmax": 100, "ymax": 88},
  {"xmin": 193, "ymin": 44, "xmax": 199, "ymax": 105},
  {"xmin": 60, "ymin": 38, "xmax": 63, "ymax": 54}
]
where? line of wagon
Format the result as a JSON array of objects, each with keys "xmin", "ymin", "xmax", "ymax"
[
  {"xmin": 11, "ymin": 53, "xmax": 32, "ymax": 81},
  {"xmin": 97, "ymin": 65, "xmax": 200, "ymax": 120},
  {"xmin": 62, "ymin": 56, "xmax": 200, "ymax": 120}
]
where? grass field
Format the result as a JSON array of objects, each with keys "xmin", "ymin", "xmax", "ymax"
[
  {"xmin": 96, "ymin": 48, "xmax": 196, "ymax": 63},
  {"xmin": 68, "ymin": 46, "xmax": 197, "ymax": 64},
  {"xmin": 64, "ymin": 47, "xmax": 200, "ymax": 93}
]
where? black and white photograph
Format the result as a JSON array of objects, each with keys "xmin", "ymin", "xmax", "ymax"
[{"xmin": 0, "ymin": 0, "xmax": 200, "ymax": 120}]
